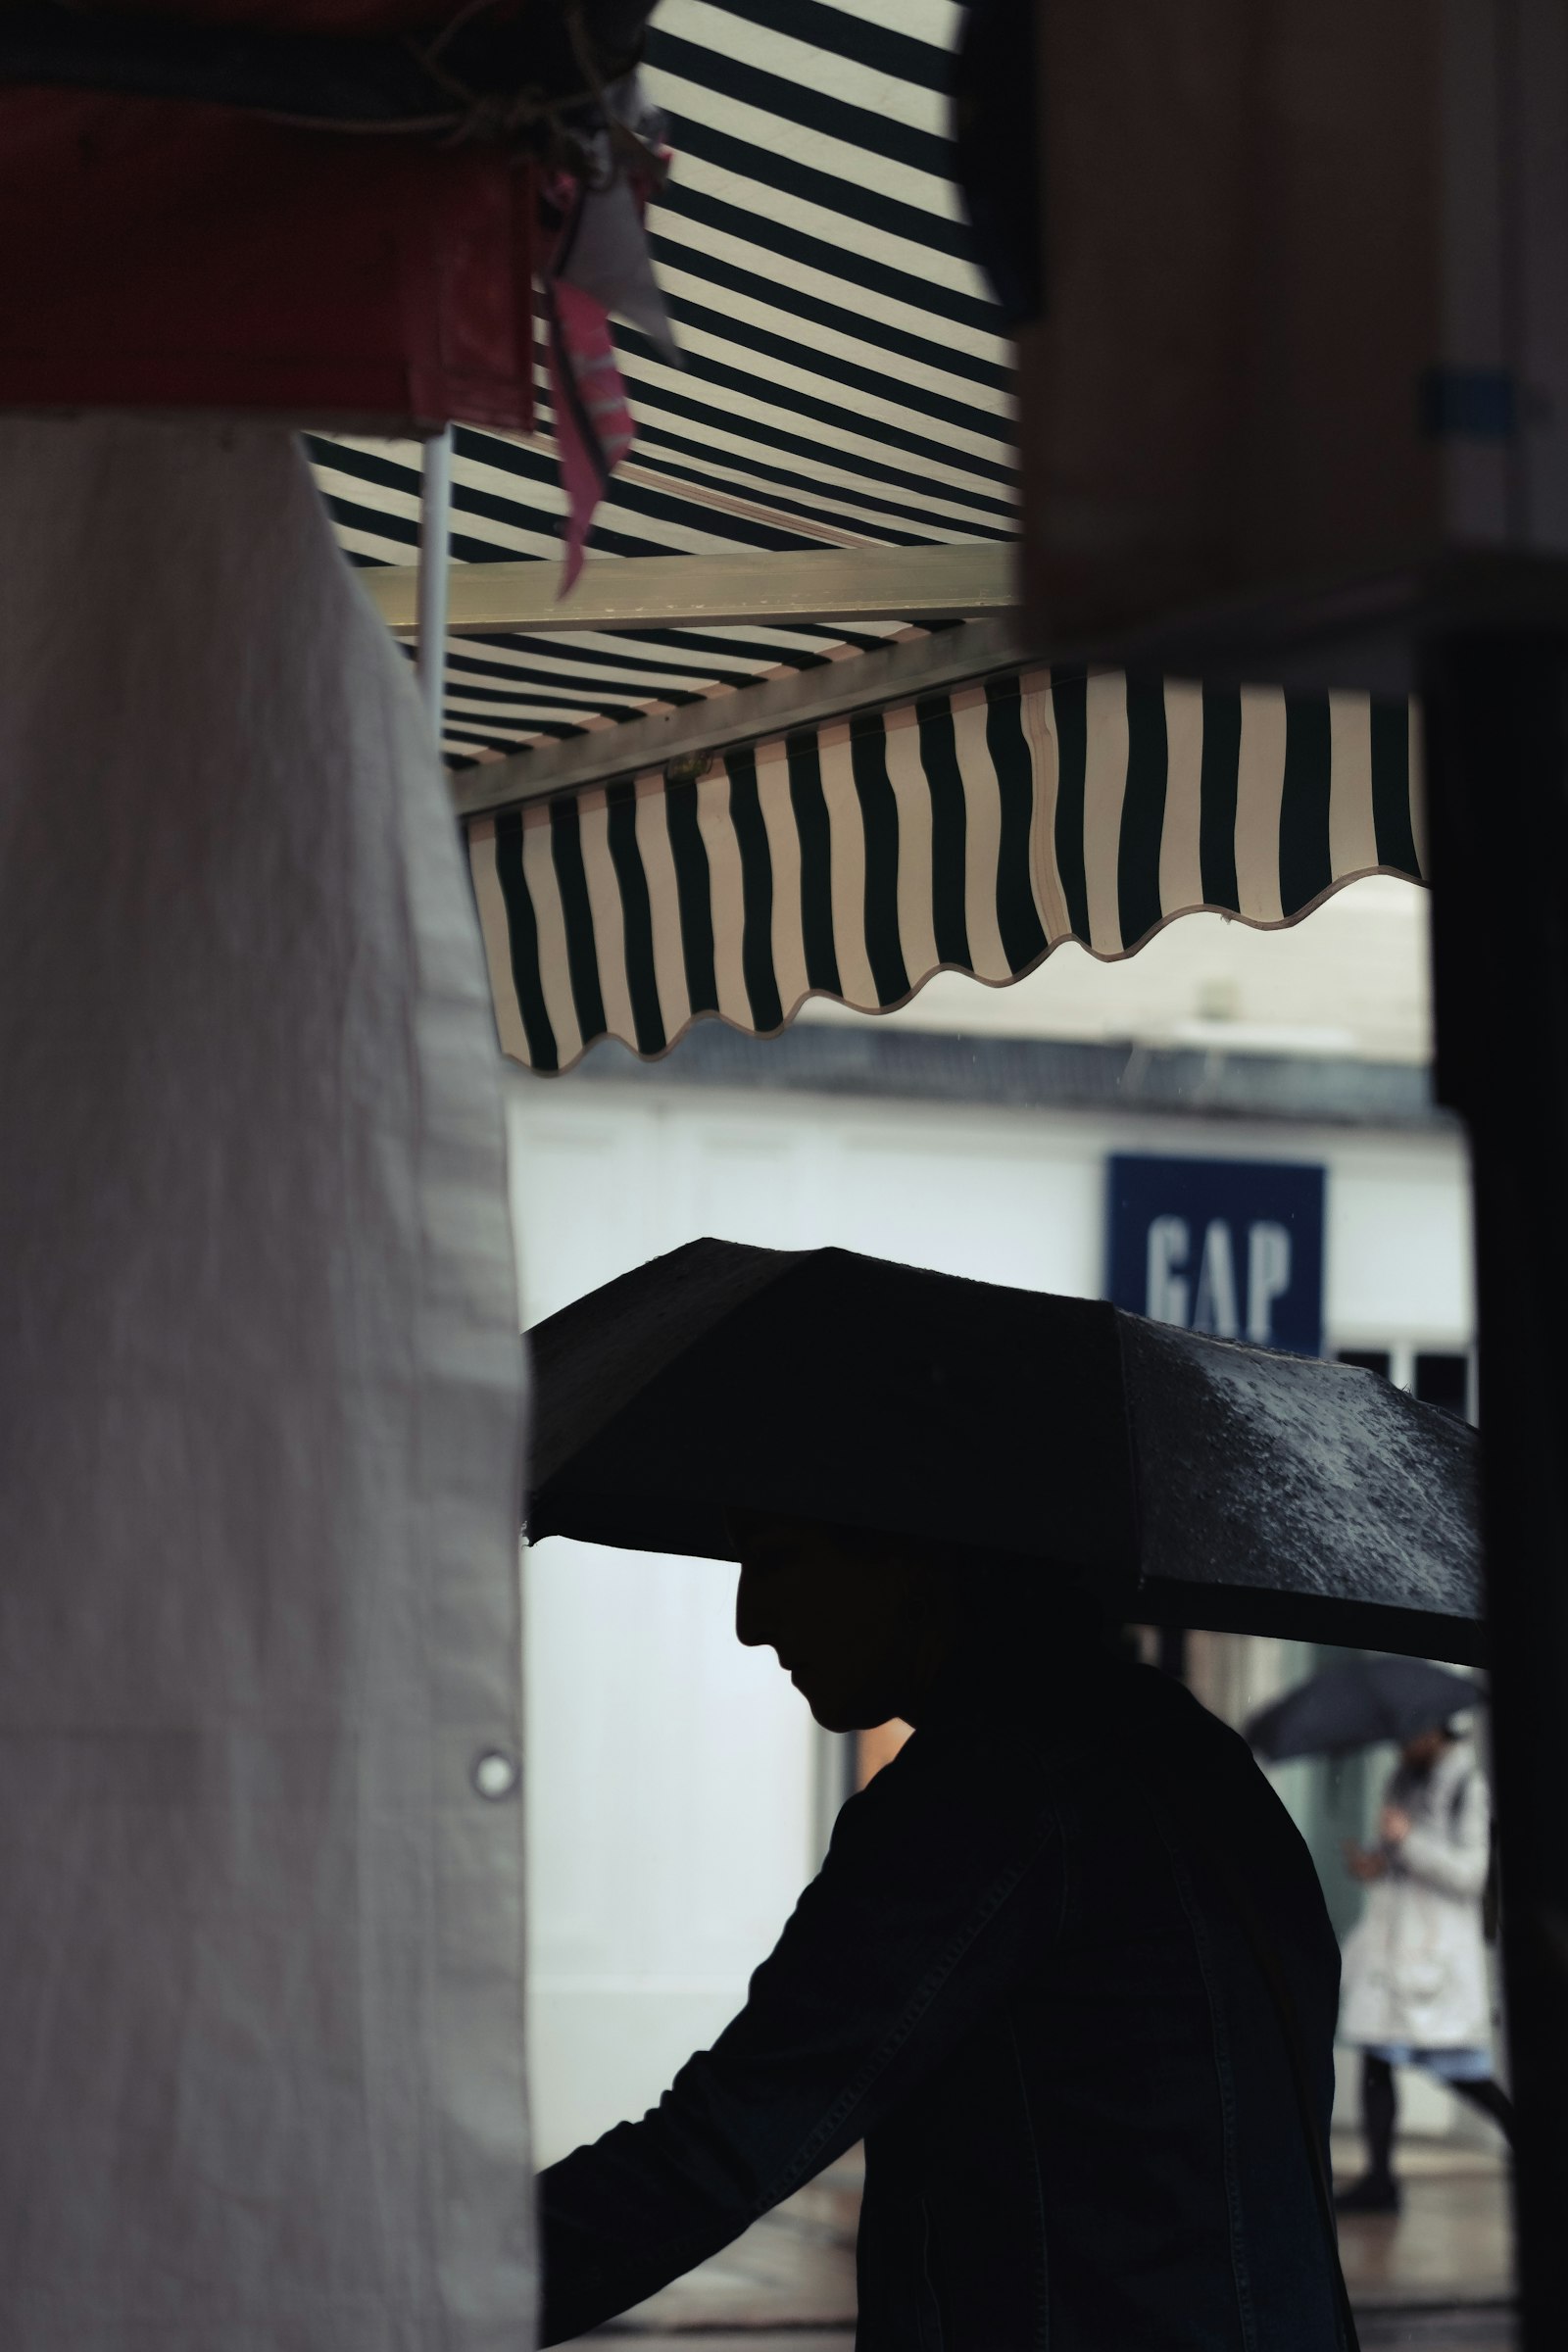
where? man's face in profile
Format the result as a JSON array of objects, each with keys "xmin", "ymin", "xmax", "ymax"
[{"xmin": 733, "ymin": 1512, "xmax": 958, "ymax": 1734}]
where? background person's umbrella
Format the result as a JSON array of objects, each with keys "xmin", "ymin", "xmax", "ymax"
[
  {"xmin": 1246, "ymin": 1657, "xmax": 1487, "ymax": 1761},
  {"xmin": 528, "ymin": 1238, "xmax": 1485, "ymax": 1665}
]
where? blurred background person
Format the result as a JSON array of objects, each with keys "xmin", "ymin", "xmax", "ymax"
[{"xmin": 1337, "ymin": 1722, "xmax": 1512, "ymax": 2213}]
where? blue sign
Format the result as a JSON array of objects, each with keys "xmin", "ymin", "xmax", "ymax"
[{"xmin": 1106, "ymin": 1154, "xmax": 1325, "ymax": 1355}]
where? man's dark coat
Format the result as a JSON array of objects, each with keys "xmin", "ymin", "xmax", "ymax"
[{"xmin": 539, "ymin": 1644, "xmax": 1346, "ymax": 2349}]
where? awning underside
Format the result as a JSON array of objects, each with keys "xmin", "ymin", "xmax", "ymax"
[
  {"xmin": 309, "ymin": 0, "xmax": 1013, "ymax": 766},
  {"xmin": 469, "ymin": 667, "xmax": 1426, "ymax": 1074}
]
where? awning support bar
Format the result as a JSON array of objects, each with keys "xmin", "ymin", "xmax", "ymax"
[
  {"xmin": 449, "ymin": 614, "xmax": 1043, "ymax": 821},
  {"xmin": 373, "ymin": 541, "xmax": 1015, "ymax": 640}
]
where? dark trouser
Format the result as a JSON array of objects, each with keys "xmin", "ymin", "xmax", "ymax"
[{"xmin": 1361, "ymin": 2051, "xmax": 1517, "ymax": 2183}]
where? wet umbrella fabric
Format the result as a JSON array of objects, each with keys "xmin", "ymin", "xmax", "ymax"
[
  {"xmin": 527, "ymin": 1238, "xmax": 1484, "ymax": 1665},
  {"xmin": 1245, "ymin": 1657, "xmax": 1487, "ymax": 1761}
]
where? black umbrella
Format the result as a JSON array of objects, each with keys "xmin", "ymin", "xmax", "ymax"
[
  {"xmin": 527, "ymin": 1239, "xmax": 1484, "ymax": 1665},
  {"xmin": 1245, "ymin": 1657, "xmax": 1487, "ymax": 1761}
]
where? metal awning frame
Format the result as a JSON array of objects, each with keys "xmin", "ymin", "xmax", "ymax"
[
  {"xmin": 448, "ymin": 612, "xmax": 1042, "ymax": 819},
  {"xmin": 404, "ymin": 481, "xmax": 1029, "ymax": 822}
]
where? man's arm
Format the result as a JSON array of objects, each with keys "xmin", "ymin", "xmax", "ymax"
[{"xmin": 537, "ymin": 1724, "xmax": 1066, "ymax": 2344}]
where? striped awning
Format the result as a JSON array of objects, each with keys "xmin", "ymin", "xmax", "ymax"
[
  {"xmin": 295, "ymin": 0, "xmax": 1429, "ymax": 1080},
  {"xmin": 309, "ymin": 0, "xmax": 1012, "ymax": 765},
  {"xmin": 468, "ymin": 668, "xmax": 1426, "ymax": 1073}
]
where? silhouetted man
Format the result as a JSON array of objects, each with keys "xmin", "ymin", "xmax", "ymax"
[{"xmin": 537, "ymin": 1515, "xmax": 1348, "ymax": 2349}]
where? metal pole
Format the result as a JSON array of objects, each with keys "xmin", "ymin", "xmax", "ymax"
[
  {"xmin": 1423, "ymin": 628, "xmax": 1568, "ymax": 2348},
  {"xmin": 416, "ymin": 424, "xmax": 454, "ymax": 746}
]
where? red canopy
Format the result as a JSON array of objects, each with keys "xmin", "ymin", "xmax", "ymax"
[{"xmin": 0, "ymin": 2, "xmax": 540, "ymax": 429}]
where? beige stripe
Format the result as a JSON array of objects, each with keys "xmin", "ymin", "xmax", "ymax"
[
  {"xmin": 819, "ymin": 721, "xmax": 879, "ymax": 1008},
  {"xmin": 1020, "ymin": 670, "xmax": 1070, "ymax": 946},
  {"xmin": 575, "ymin": 787, "xmax": 639, "ymax": 1051},
  {"xmin": 633, "ymin": 772, "xmax": 692, "ymax": 1047},
  {"xmin": 466, "ymin": 819, "xmax": 530, "ymax": 1064},
  {"xmin": 1407, "ymin": 697, "xmax": 1429, "ymax": 877},
  {"xmin": 884, "ymin": 704, "xmax": 940, "ymax": 988},
  {"xmin": 519, "ymin": 804, "xmax": 584, "ymax": 1068},
  {"xmin": 1159, "ymin": 678, "xmax": 1206, "ymax": 915},
  {"xmin": 1234, "ymin": 685, "xmax": 1288, "ymax": 923},
  {"xmin": 698, "ymin": 764, "xmax": 754, "ymax": 1024},
  {"xmin": 952, "ymin": 686, "xmax": 1011, "ymax": 980},
  {"xmin": 1083, "ymin": 670, "xmax": 1130, "ymax": 953},
  {"xmin": 1328, "ymin": 692, "xmax": 1379, "ymax": 877},
  {"xmin": 757, "ymin": 736, "xmax": 810, "ymax": 1018}
]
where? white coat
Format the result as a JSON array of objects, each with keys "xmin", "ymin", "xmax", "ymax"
[{"xmin": 1340, "ymin": 1740, "xmax": 1493, "ymax": 2051}]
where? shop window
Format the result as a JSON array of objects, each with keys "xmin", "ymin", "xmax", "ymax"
[
  {"xmin": 1414, "ymin": 1350, "xmax": 1471, "ymax": 1418},
  {"xmin": 1335, "ymin": 1344, "xmax": 1474, "ymax": 1421}
]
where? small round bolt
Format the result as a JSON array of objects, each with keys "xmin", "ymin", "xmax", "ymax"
[{"xmin": 471, "ymin": 1747, "xmax": 520, "ymax": 1801}]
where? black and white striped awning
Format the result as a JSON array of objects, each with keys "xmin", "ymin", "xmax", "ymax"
[
  {"xmin": 299, "ymin": 0, "xmax": 1428, "ymax": 1078},
  {"xmin": 310, "ymin": 0, "xmax": 1012, "ymax": 764},
  {"xmin": 468, "ymin": 668, "xmax": 1427, "ymax": 1073}
]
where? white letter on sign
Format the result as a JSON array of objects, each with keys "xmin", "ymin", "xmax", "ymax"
[
  {"xmin": 1247, "ymin": 1220, "xmax": 1293, "ymax": 1344},
  {"xmin": 1192, "ymin": 1220, "xmax": 1241, "ymax": 1338},
  {"xmin": 1146, "ymin": 1215, "xmax": 1190, "ymax": 1325}
]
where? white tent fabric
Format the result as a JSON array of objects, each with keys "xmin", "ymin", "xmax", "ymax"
[{"xmin": 0, "ymin": 422, "xmax": 534, "ymax": 2349}]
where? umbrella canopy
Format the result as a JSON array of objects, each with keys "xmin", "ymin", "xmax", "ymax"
[
  {"xmin": 1246, "ymin": 1656, "xmax": 1487, "ymax": 1762},
  {"xmin": 527, "ymin": 1237, "xmax": 1484, "ymax": 1664}
]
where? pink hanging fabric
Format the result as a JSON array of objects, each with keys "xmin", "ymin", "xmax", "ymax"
[
  {"xmin": 543, "ymin": 266, "xmax": 638, "ymax": 591},
  {"xmin": 541, "ymin": 84, "xmax": 675, "ymax": 589}
]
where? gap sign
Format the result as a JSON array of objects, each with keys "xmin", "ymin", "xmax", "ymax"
[{"xmin": 1106, "ymin": 1154, "xmax": 1326, "ymax": 1356}]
